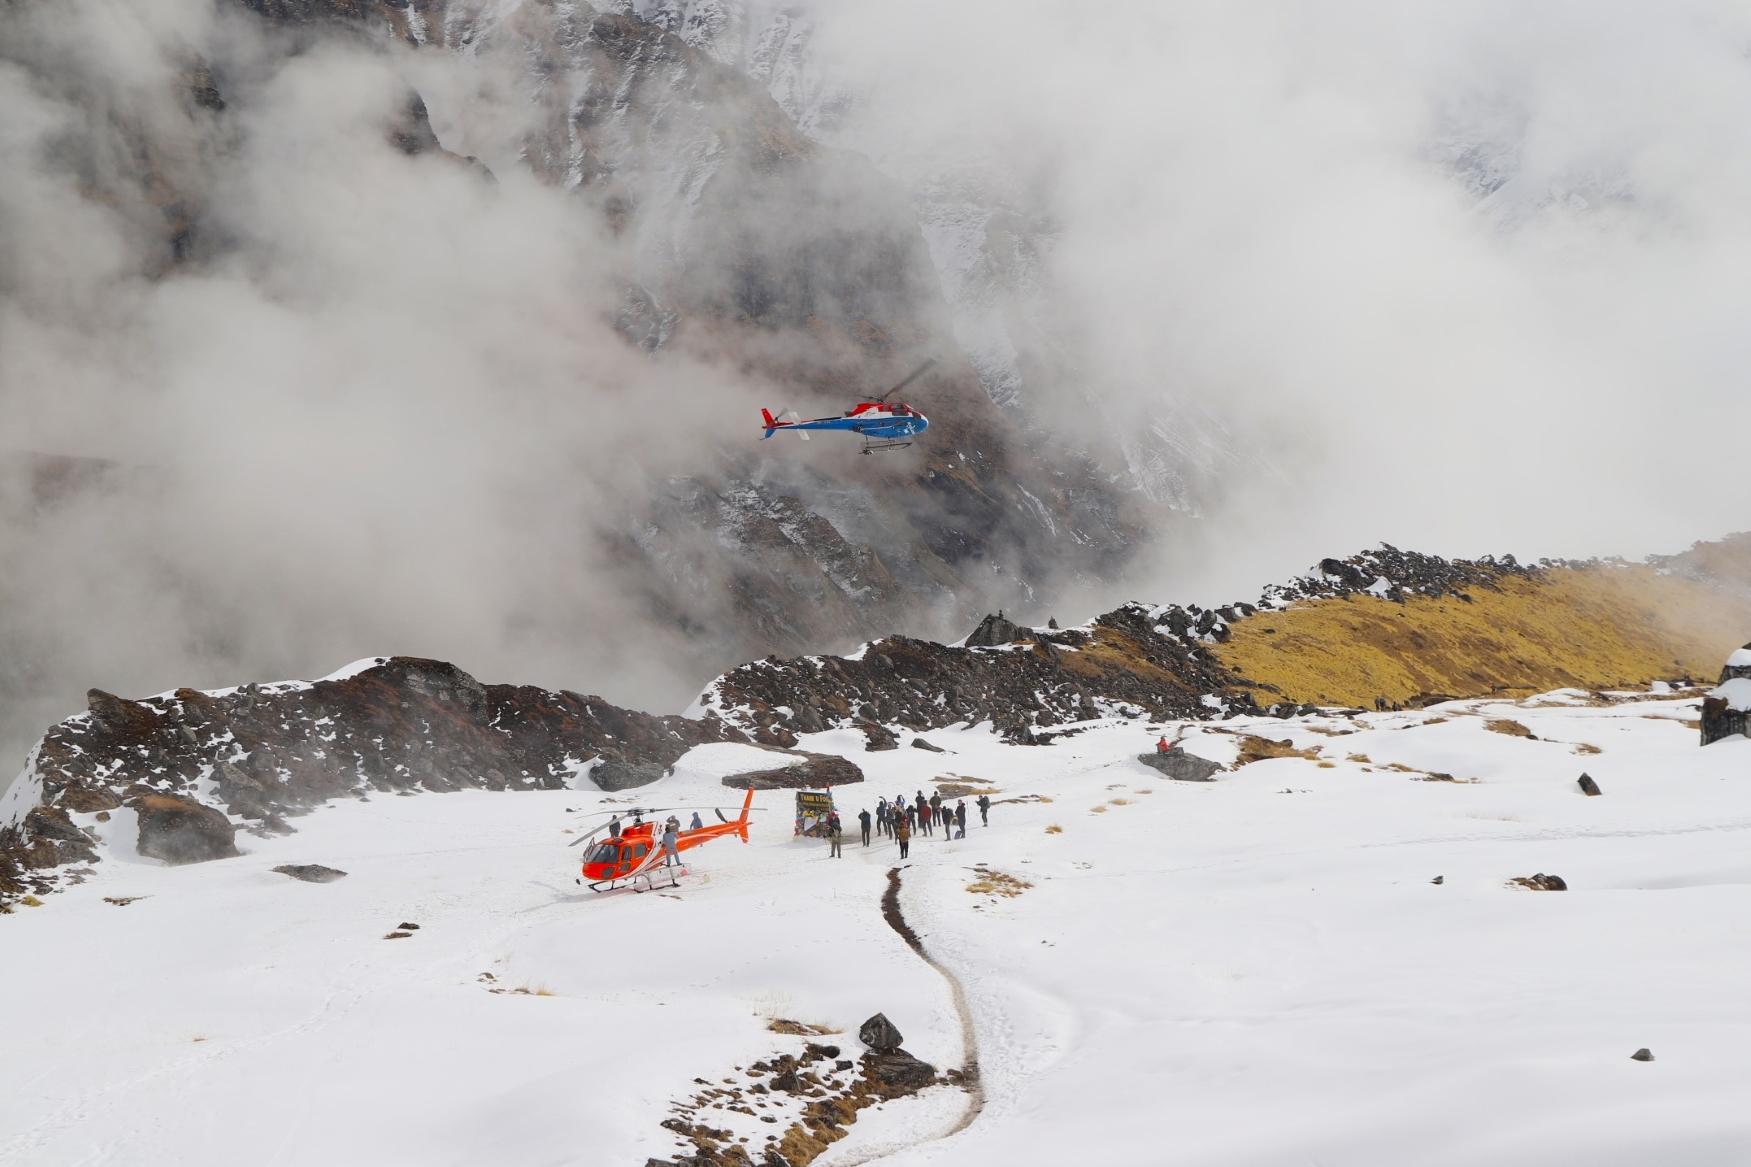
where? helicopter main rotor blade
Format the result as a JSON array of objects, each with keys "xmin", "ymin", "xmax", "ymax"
[
  {"xmin": 572, "ymin": 805, "xmax": 766, "ymax": 818},
  {"xmin": 875, "ymin": 358, "xmax": 936, "ymax": 402},
  {"xmin": 568, "ymin": 823, "xmax": 612, "ymax": 847}
]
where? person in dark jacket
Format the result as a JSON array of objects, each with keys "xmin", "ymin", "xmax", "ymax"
[
  {"xmin": 954, "ymin": 800, "xmax": 968, "ymax": 839},
  {"xmin": 858, "ymin": 808, "xmax": 872, "ymax": 846},
  {"xmin": 976, "ymin": 793, "xmax": 991, "ymax": 826},
  {"xmin": 827, "ymin": 814, "xmax": 844, "ymax": 858},
  {"xmin": 894, "ymin": 815, "xmax": 911, "ymax": 859}
]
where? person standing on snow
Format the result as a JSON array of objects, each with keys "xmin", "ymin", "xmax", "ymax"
[
  {"xmin": 976, "ymin": 793, "xmax": 991, "ymax": 826},
  {"xmin": 690, "ymin": 811, "xmax": 704, "ymax": 830},
  {"xmin": 858, "ymin": 808, "xmax": 872, "ymax": 846},
  {"xmin": 828, "ymin": 814, "xmax": 844, "ymax": 858},
  {"xmin": 919, "ymin": 800, "xmax": 934, "ymax": 837},
  {"xmin": 894, "ymin": 814, "xmax": 911, "ymax": 859},
  {"xmin": 955, "ymin": 800, "xmax": 968, "ymax": 839},
  {"xmin": 661, "ymin": 817, "xmax": 681, "ymax": 868}
]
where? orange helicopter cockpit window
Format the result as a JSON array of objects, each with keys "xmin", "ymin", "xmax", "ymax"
[
  {"xmin": 632, "ymin": 844, "xmax": 649, "ymax": 859},
  {"xmin": 587, "ymin": 844, "xmax": 620, "ymax": 864}
]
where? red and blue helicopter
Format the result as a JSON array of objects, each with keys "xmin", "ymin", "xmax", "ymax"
[{"xmin": 761, "ymin": 359, "xmax": 935, "ymax": 454}]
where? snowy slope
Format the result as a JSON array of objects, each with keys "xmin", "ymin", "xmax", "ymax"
[{"xmin": 3, "ymin": 693, "xmax": 1749, "ymax": 1165}]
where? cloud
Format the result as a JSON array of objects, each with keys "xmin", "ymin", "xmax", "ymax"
[
  {"xmin": 804, "ymin": 0, "xmax": 1751, "ymax": 599},
  {"xmin": 0, "ymin": 2, "xmax": 771, "ymax": 765}
]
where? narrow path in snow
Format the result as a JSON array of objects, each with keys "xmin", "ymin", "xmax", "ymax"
[{"xmin": 821, "ymin": 865, "xmax": 984, "ymax": 1165}]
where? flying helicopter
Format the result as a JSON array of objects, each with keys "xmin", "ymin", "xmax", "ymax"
[
  {"xmin": 569, "ymin": 787, "xmax": 759, "ymax": 892},
  {"xmin": 760, "ymin": 359, "xmax": 936, "ymax": 454}
]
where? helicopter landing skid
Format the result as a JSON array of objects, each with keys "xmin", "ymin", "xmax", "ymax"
[
  {"xmin": 587, "ymin": 864, "xmax": 687, "ymax": 893},
  {"xmin": 861, "ymin": 438, "xmax": 913, "ymax": 455}
]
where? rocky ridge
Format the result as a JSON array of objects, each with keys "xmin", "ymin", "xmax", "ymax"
[
  {"xmin": 1, "ymin": 656, "xmax": 747, "ymax": 906},
  {"xmin": 8, "ymin": 541, "xmax": 1739, "ymax": 911}
]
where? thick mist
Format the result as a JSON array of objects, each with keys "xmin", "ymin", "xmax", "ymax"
[
  {"xmin": 806, "ymin": 0, "xmax": 1751, "ymax": 602},
  {"xmin": 5, "ymin": 0, "xmax": 1751, "ymax": 773},
  {"xmin": 0, "ymin": 0, "xmax": 768, "ymax": 766}
]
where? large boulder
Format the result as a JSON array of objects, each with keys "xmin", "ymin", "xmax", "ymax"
[
  {"xmin": 964, "ymin": 612, "xmax": 1028, "ymax": 648},
  {"xmin": 1136, "ymin": 749, "xmax": 1223, "ymax": 782},
  {"xmin": 133, "ymin": 794, "xmax": 239, "ymax": 865},
  {"xmin": 864, "ymin": 1049, "xmax": 936, "ymax": 1091},
  {"xmin": 1702, "ymin": 642, "xmax": 1751, "ymax": 745},
  {"xmin": 858, "ymin": 1013, "xmax": 904, "ymax": 1052},
  {"xmin": 592, "ymin": 759, "xmax": 669, "ymax": 792},
  {"xmin": 723, "ymin": 753, "xmax": 863, "ymax": 790}
]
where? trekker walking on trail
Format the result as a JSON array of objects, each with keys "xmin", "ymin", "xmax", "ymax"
[
  {"xmin": 828, "ymin": 814, "xmax": 844, "ymax": 858},
  {"xmin": 662, "ymin": 817, "xmax": 681, "ymax": 868},
  {"xmin": 895, "ymin": 815, "xmax": 911, "ymax": 859},
  {"xmin": 955, "ymin": 800, "xmax": 968, "ymax": 839},
  {"xmin": 976, "ymin": 794, "xmax": 990, "ymax": 826},
  {"xmin": 858, "ymin": 808, "xmax": 872, "ymax": 846}
]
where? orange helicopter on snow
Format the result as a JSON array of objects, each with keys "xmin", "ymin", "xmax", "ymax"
[{"xmin": 569, "ymin": 787, "xmax": 759, "ymax": 892}]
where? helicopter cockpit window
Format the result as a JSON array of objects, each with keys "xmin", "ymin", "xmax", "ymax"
[
  {"xmin": 588, "ymin": 844, "xmax": 619, "ymax": 864},
  {"xmin": 633, "ymin": 844, "xmax": 649, "ymax": 859}
]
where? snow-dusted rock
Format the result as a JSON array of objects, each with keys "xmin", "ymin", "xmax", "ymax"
[
  {"xmin": 134, "ymin": 794, "xmax": 238, "ymax": 866},
  {"xmin": 1702, "ymin": 642, "xmax": 1751, "ymax": 744}
]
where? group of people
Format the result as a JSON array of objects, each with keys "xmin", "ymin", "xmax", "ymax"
[{"xmin": 821, "ymin": 790, "xmax": 992, "ymax": 859}]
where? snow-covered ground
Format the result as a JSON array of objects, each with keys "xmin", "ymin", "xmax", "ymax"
[{"xmin": 3, "ymin": 692, "xmax": 1749, "ymax": 1166}]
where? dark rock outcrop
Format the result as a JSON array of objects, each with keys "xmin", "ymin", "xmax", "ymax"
[
  {"xmin": 864, "ymin": 1050, "xmax": 936, "ymax": 1091},
  {"xmin": 30, "ymin": 657, "xmax": 746, "ymax": 831},
  {"xmin": 592, "ymin": 761, "xmax": 671, "ymax": 792},
  {"xmin": 1701, "ymin": 642, "xmax": 1751, "ymax": 745},
  {"xmin": 700, "ymin": 603, "xmax": 1248, "ymax": 746},
  {"xmin": 858, "ymin": 1013, "xmax": 903, "ymax": 1052},
  {"xmin": 1512, "ymin": 873, "xmax": 1567, "ymax": 891},
  {"xmin": 1137, "ymin": 749, "xmax": 1223, "ymax": 782},
  {"xmin": 1264, "ymin": 545, "xmax": 1537, "ymax": 606},
  {"xmin": 134, "ymin": 794, "xmax": 239, "ymax": 865},
  {"xmin": 1577, "ymin": 773, "xmax": 1602, "ymax": 796},
  {"xmin": 723, "ymin": 754, "xmax": 863, "ymax": 790},
  {"xmin": 272, "ymin": 864, "xmax": 347, "ymax": 883},
  {"xmin": 965, "ymin": 612, "xmax": 1028, "ymax": 647}
]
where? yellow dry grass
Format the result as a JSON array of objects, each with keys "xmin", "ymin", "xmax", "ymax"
[
  {"xmin": 1215, "ymin": 564, "xmax": 1751, "ymax": 708},
  {"xmin": 966, "ymin": 867, "xmax": 1033, "ymax": 897},
  {"xmin": 1234, "ymin": 736, "xmax": 1320, "ymax": 765}
]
